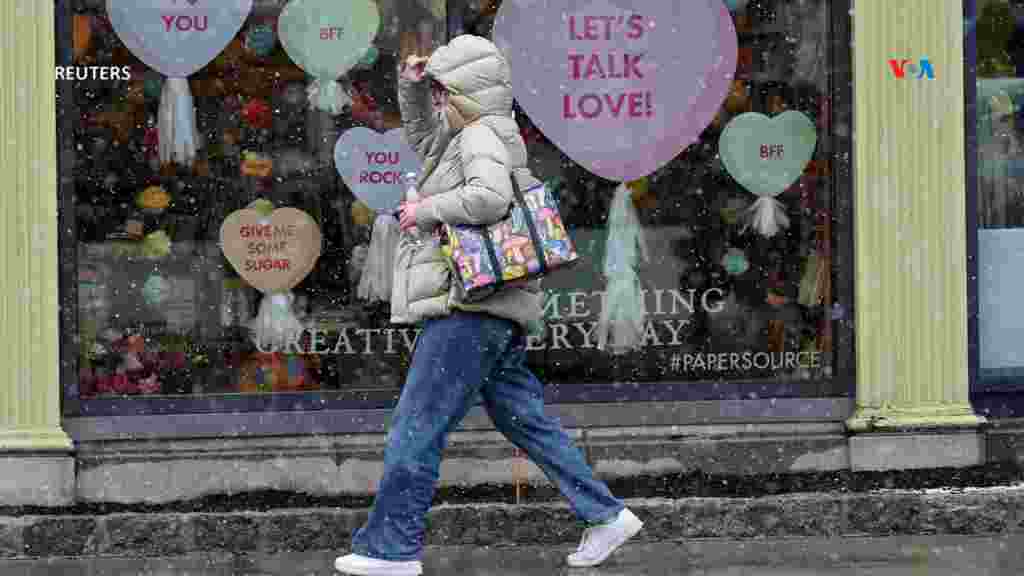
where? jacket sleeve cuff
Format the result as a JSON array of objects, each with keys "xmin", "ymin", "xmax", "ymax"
[{"xmin": 397, "ymin": 76, "xmax": 432, "ymax": 118}]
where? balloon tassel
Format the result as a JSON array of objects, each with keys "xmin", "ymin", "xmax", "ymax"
[
  {"xmin": 307, "ymin": 78, "xmax": 352, "ymax": 115},
  {"xmin": 743, "ymin": 196, "xmax": 790, "ymax": 238},
  {"xmin": 248, "ymin": 292, "xmax": 304, "ymax": 350},
  {"xmin": 358, "ymin": 213, "xmax": 402, "ymax": 302},
  {"xmin": 158, "ymin": 77, "xmax": 199, "ymax": 167},
  {"xmin": 596, "ymin": 183, "xmax": 649, "ymax": 354}
]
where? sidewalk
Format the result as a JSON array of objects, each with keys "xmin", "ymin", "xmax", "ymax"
[
  {"xmin": 3, "ymin": 535, "xmax": 1024, "ymax": 575},
  {"xmin": 2, "ymin": 485, "xmax": 1024, "ymax": 559}
]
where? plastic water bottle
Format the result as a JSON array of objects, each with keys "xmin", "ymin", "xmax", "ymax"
[
  {"xmin": 402, "ymin": 171, "xmax": 419, "ymax": 203},
  {"xmin": 401, "ymin": 171, "xmax": 424, "ymax": 246}
]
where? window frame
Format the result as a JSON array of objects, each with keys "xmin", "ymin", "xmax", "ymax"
[
  {"xmin": 57, "ymin": 0, "xmax": 857, "ymax": 430},
  {"xmin": 963, "ymin": 0, "xmax": 1024, "ymax": 417}
]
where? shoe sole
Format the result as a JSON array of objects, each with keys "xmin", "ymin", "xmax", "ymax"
[
  {"xmin": 565, "ymin": 517, "xmax": 644, "ymax": 568},
  {"xmin": 334, "ymin": 560, "xmax": 423, "ymax": 576}
]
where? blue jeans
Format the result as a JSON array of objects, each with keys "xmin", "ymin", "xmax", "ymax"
[{"xmin": 350, "ymin": 311, "xmax": 625, "ymax": 561}]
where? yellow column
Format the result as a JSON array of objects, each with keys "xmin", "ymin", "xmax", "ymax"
[
  {"xmin": 0, "ymin": 0, "xmax": 73, "ymax": 451},
  {"xmin": 847, "ymin": 0, "xmax": 983, "ymax": 432}
]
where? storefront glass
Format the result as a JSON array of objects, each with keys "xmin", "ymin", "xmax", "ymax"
[
  {"xmin": 972, "ymin": 0, "xmax": 1024, "ymax": 392},
  {"xmin": 57, "ymin": 0, "xmax": 853, "ymax": 418}
]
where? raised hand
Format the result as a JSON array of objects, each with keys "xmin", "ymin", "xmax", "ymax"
[{"xmin": 400, "ymin": 55, "xmax": 429, "ymax": 82}]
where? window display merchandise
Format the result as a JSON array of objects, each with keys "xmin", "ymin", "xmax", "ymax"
[{"xmin": 63, "ymin": 0, "xmax": 848, "ymax": 404}]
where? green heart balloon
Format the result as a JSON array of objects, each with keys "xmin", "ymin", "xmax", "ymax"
[
  {"xmin": 279, "ymin": 0, "xmax": 380, "ymax": 114},
  {"xmin": 718, "ymin": 111, "xmax": 818, "ymax": 197}
]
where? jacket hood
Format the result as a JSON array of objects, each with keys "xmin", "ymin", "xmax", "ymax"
[{"xmin": 424, "ymin": 35, "xmax": 514, "ymax": 124}]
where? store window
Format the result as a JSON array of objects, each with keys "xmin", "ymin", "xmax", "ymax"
[
  {"xmin": 58, "ymin": 0, "xmax": 852, "ymax": 418},
  {"xmin": 59, "ymin": 0, "xmax": 446, "ymax": 415},
  {"xmin": 451, "ymin": 0, "xmax": 853, "ymax": 402},
  {"xmin": 972, "ymin": 0, "xmax": 1024, "ymax": 390}
]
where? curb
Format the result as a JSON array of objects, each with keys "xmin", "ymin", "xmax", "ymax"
[{"xmin": 1, "ymin": 487, "xmax": 1022, "ymax": 558}]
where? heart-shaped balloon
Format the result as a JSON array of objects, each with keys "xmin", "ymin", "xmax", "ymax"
[
  {"xmin": 279, "ymin": 0, "xmax": 380, "ymax": 85},
  {"xmin": 718, "ymin": 111, "xmax": 818, "ymax": 197},
  {"xmin": 334, "ymin": 128, "xmax": 422, "ymax": 213},
  {"xmin": 106, "ymin": 0, "xmax": 253, "ymax": 78},
  {"xmin": 493, "ymin": 0, "xmax": 737, "ymax": 182},
  {"xmin": 220, "ymin": 207, "xmax": 322, "ymax": 293}
]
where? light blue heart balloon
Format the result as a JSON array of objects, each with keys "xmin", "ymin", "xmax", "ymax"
[
  {"xmin": 278, "ymin": 0, "xmax": 380, "ymax": 82},
  {"xmin": 106, "ymin": 0, "xmax": 253, "ymax": 78},
  {"xmin": 334, "ymin": 128, "xmax": 422, "ymax": 213},
  {"xmin": 718, "ymin": 111, "xmax": 818, "ymax": 197}
]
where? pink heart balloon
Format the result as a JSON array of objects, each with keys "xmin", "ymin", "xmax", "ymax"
[{"xmin": 493, "ymin": 0, "xmax": 737, "ymax": 182}]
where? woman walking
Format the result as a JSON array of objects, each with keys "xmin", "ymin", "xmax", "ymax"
[{"xmin": 334, "ymin": 35, "xmax": 643, "ymax": 576}]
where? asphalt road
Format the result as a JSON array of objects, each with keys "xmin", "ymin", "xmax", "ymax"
[{"xmin": 3, "ymin": 535, "xmax": 1023, "ymax": 575}]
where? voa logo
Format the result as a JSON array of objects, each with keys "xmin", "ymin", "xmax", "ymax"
[{"xmin": 888, "ymin": 58, "xmax": 935, "ymax": 79}]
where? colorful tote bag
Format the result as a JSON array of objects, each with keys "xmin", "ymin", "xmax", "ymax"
[{"xmin": 440, "ymin": 175, "xmax": 579, "ymax": 303}]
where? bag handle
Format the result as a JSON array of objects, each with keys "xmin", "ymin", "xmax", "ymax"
[
  {"xmin": 477, "ymin": 168, "xmax": 548, "ymax": 290},
  {"xmin": 487, "ymin": 120, "xmax": 548, "ymax": 274},
  {"xmin": 508, "ymin": 170, "xmax": 548, "ymax": 275}
]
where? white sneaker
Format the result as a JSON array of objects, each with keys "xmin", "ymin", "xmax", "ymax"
[
  {"xmin": 566, "ymin": 507, "xmax": 644, "ymax": 567},
  {"xmin": 334, "ymin": 552, "xmax": 423, "ymax": 576}
]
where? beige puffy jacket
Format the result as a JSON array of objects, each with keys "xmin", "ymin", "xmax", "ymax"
[{"xmin": 389, "ymin": 35, "xmax": 544, "ymax": 329}]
